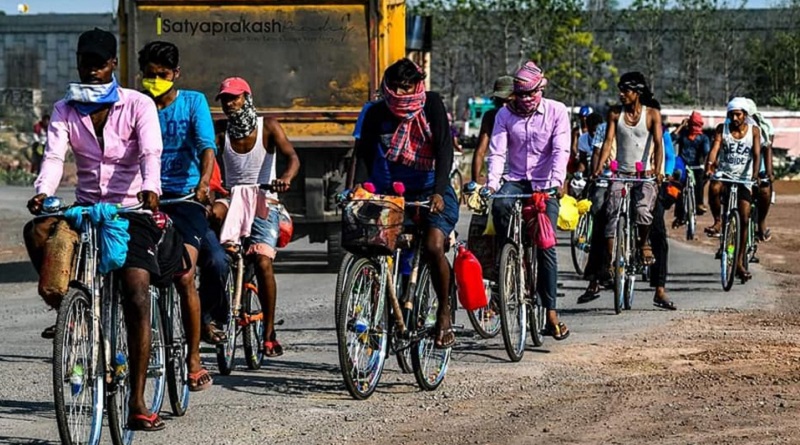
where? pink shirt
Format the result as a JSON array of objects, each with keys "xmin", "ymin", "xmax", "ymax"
[
  {"xmin": 487, "ymin": 98, "xmax": 571, "ymax": 192},
  {"xmin": 35, "ymin": 87, "xmax": 163, "ymax": 206}
]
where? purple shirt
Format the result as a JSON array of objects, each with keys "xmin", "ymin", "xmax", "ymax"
[
  {"xmin": 35, "ymin": 87, "xmax": 163, "ymax": 206},
  {"xmin": 486, "ymin": 98, "xmax": 571, "ymax": 191}
]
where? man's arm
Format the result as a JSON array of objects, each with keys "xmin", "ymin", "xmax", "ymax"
[
  {"xmin": 264, "ymin": 118, "xmax": 300, "ymax": 190},
  {"xmin": 593, "ymin": 109, "xmax": 619, "ymax": 177},
  {"xmin": 134, "ymin": 97, "xmax": 163, "ymax": 196},
  {"xmin": 570, "ymin": 125, "xmax": 580, "ymax": 160},
  {"xmin": 193, "ymin": 94, "xmax": 217, "ymax": 202},
  {"xmin": 649, "ymin": 108, "xmax": 663, "ymax": 178},
  {"xmin": 471, "ymin": 112, "xmax": 494, "ymax": 183},
  {"xmin": 427, "ymin": 93, "xmax": 454, "ymax": 197},
  {"xmin": 550, "ymin": 104, "xmax": 572, "ymax": 189},
  {"xmin": 706, "ymin": 125, "xmax": 724, "ymax": 175},
  {"xmin": 34, "ymin": 104, "xmax": 69, "ymax": 197},
  {"xmin": 752, "ymin": 126, "xmax": 761, "ymax": 181},
  {"xmin": 486, "ymin": 111, "xmax": 508, "ymax": 192}
]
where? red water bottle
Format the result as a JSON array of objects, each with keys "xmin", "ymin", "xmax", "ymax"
[{"xmin": 454, "ymin": 244, "xmax": 488, "ymax": 311}]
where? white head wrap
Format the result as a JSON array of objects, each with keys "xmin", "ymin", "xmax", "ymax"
[{"xmin": 727, "ymin": 97, "xmax": 749, "ymax": 113}]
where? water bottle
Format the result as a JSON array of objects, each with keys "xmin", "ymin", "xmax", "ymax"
[
  {"xmin": 115, "ymin": 352, "xmax": 128, "ymax": 379},
  {"xmin": 399, "ymin": 248, "xmax": 414, "ymax": 276},
  {"xmin": 70, "ymin": 364, "xmax": 84, "ymax": 396},
  {"xmin": 353, "ymin": 318, "xmax": 369, "ymax": 334},
  {"xmin": 464, "ymin": 181, "xmax": 479, "ymax": 194},
  {"xmin": 454, "ymin": 245, "xmax": 488, "ymax": 311}
]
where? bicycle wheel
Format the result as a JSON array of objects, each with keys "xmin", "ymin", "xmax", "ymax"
[
  {"xmin": 107, "ymin": 294, "xmax": 133, "ymax": 445},
  {"xmin": 466, "ymin": 286, "xmax": 501, "ymax": 339},
  {"xmin": 526, "ymin": 248, "xmax": 545, "ymax": 347},
  {"xmin": 162, "ymin": 286, "xmax": 189, "ymax": 417},
  {"xmin": 334, "ymin": 252, "xmax": 355, "ymax": 329},
  {"xmin": 145, "ymin": 287, "xmax": 167, "ymax": 415},
  {"xmin": 570, "ymin": 212, "xmax": 591, "ymax": 276},
  {"xmin": 53, "ymin": 287, "xmax": 104, "ymax": 445},
  {"xmin": 450, "ymin": 169, "xmax": 464, "ymax": 205},
  {"xmin": 686, "ymin": 185, "xmax": 697, "ymax": 241},
  {"xmin": 217, "ymin": 259, "xmax": 239, "ymax": 375},
  {"xmin": 336, "ymin": 257, "xmax": 388, "ymax": 400},
  {"xmin": 613, "ymin": 216, "xmax": 627, "ymax": 315},
  {"xmin": 721, "ymin": 210, "xmax": 740, "ymax": 292},
  {"xmin": 242, "ymin": 265, "xmax": 266, "ymax": 370},
  {"xmin": 411, "ymin": 264, "xmax": 452, "ymax": 391},
  {"xmin": 744, "ymin": 206, "xmax": 757, "ymax": 271},
  {"xmin": 498, "ymin": 243, "xmax": 527, "ymax": 362}
]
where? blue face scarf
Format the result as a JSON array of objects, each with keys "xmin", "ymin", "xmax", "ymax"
[{"xmin": 64, "ymin": 75, "xmax": 120, "ymax": 115}]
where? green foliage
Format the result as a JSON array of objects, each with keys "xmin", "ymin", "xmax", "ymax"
[
  {"xmin": 0, "ymin": 168, "xmax": 35, "ymax": 186},
  {"xmin": 770, "ymin": 91, "xmax": 800, "ymax": 111},
  {"xmin": 747, "ymin": 30, "xmax": 800, "ymax": 108},
  {"xmin": 664, "ymin": 88, "xmax": 697, "ymax": 106}
]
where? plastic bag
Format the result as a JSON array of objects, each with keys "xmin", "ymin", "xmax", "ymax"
[
  {"xmin": 576, "ymin": 199, "xmax": 592, "ymax": 215},
  {"xmin": 557, "ymin": 195, "xmax": 579, "ymax": 231},
  {"xmin": 65, "ymin": 203, "xmax": 130, "ymax": 274},
  {"xmin": 522, "ymin": 193, "xmax": 556, "ymax": 250},
  {"xmin": 277, "ymin": 204, "xmax": 293, "ymax": 248}
]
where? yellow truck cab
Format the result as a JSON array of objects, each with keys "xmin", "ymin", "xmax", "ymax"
[{"xmin": 118, "ymin": 0, "xmax": 406, "ymax": 266}]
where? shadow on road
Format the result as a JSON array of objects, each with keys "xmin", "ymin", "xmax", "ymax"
[
  {"xmin": 0, "ymin": 353, "xmax": 50, "ymax": 365},
  {"xmin": 0, "ymin": 399, "xmax": 55, "ymax": 421},
  {"xmin": 0, "ymin": 437, "xmax": 56, "ymax": 445},
  {"xmin": 0, "ymin": 261, "xmax": 37, "ymax": 284},
  {"xmin": 273, "ymin": 250, "xmax": 333, "ymax": 274}
]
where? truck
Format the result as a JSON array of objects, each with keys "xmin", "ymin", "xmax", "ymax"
[{"xmin": 117, "ymin": 0, "xmax": 407, "ymax": 267}]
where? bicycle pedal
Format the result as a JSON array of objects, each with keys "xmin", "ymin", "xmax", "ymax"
[{"xmin": 276, "ymin": 319, "xmax": 285, "ymax": 326}]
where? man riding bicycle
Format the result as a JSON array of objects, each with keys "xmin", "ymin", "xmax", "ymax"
[
  {"xmin": 705, "ymin": 97, "xmax": 761, "ymax": 282},
  {"xmin": 485, "ymin": 61, "xmax": 571, "ymax": 341},
  {"xmin": 671, "ymin": 111, "xmax": 710, "ymax": 226},
  {"xmin": 213, "ymin": 76, "xmax": 300, "ymax": 357},
  {"xmin": 24, "ymin": 28, "xmax": 166, "ymax": 431},
  {"xmin": 353, "ymin": 58, "xmax": 459, "ymax": 349},
  {"xmin": 138, "ymin": 40, "xmax": 220, "ymax": 392}
]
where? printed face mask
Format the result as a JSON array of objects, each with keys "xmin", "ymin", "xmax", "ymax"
[{"xmin": 141, "ymin": 77, "xmax": 174, "ymax": 98}]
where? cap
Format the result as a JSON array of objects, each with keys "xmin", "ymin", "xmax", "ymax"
[
  {"xmin": 490, "ymin": 76, "xmax": 514, "ymax": 99},
  {"xmin": 216, "ymin": 77, "xmax": 252, "ymax": 100},
  {"xmin": 76, "ymin": 28, "xmax": 117, "ymax": 60}
]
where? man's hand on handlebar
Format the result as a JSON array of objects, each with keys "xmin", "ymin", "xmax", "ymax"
[
  {"xmin": 138, "ymin": 190, "xmax": 160, "ymax": 211},
  {"xmin": 429, "ymin": 194, "xmax": 444, "ymax": 214},
  {"xmin": 271, "ymin": 178, "xmax": 291, "ymax": 193},
  {"xmin": 27, "ymin": 193, "xmax": 47, "ymax": 215},
  {"xmin": 195, "ymin": 180, "xmax": 211, "ymax": 205}
]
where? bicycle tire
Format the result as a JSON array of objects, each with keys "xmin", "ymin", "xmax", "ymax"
[
  {"xmin": 107, "ymin": 292, "xmax": 133, "ymax": 445},
  {"xmin": 411, "ymin": 264, "xmax": 453, "ymax": 391},
  {"xmin": 242, "ymin": 265, "xmax": 266, "ymax": 370},
  {"xmin": 217, "ymin": 260, "xmax": 239, "ymax": 375},
  {"xmin": 721, "ymin": 210, "xmax": 740, "ymax": 292},
  {"xmin": 613, "ymin": 216, "xmax": 627, "ymax": 315},
  {"xmin": 498, "ymin": 243, "xmax": 526, "ymax": 362},
  {"xmin": 527, "ymin": 247, "xmax": 545, "ymax": 347},
  {"xmin": 744, "ymin": 205, "xmax": 757, "ymax": 271},
  {"xmin": 570, "ymin": 212, "xmax": 591, "ymax": 276},
  {"xmin": 686, "ymin": 185, "xmax": 696, "ymax": 240},
  {"xmin": 465, "ymin": 288, "xmax": 501, "ymax": 339},
  {"xmin": 146, "ymin": 287, "xmax": 167, "ymax": 415},
  {"xmin": 53, "ymin": 287, "xmax": 103, "ymax": 445},
  {"xmin": 334, "ymin": 252, "xmax": 356, "ymax": 329},
  {"xmin": 336, "ymin": 257, "xmax": 388, "ymax": 400},
  {"xmin": 162, "ymin": 286, "xmax": 189, "ymax": 417}
]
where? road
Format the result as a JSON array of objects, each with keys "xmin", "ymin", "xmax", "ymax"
[{"xmin": 0, "ymin": 186, "xmax": 771, "ymax": 445}]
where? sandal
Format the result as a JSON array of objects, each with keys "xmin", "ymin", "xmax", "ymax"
[
  {"xmin": 41, "ymin": 324, "xmax": 56, "ymax": 339},
  {"xmin": 756, "ymin": 229, "xmax": 772, "ymax": 242},
  {"xmin": 201, "ymin": 323, "xmax": 228, "ymax": 345},
  {"xmin": 188, "ymin": 368, "xmax": 213, "ymax": 392},
  {"xmin": 641, "ymin": 244, "xmax": 656, "ymax": 266},
  {"xmin": 435, "ymin": 327, "xmax": 456, "ymax": 349},
  {"xmin": 264, "ymin": 339, "xmax": 284, "ymax": 357},
  {"xmin": 672, "ymin": 218, "xmax": 686, "ymax": 229},
  {"xmin": 577, "ymin": 288, "xmax": 601, "ymax": 304},
  {"xmin": 736, "ymin": 269, "xmax": 752, "ymax": 283},
  {"xmin": 543, "ymin": 322, "xmax": 570, "ymax": 341},
  {"xmin": 653, "ymin": 298, "xmax": 677, "ymax": 311},
  {"xmin": 128, "ymin": 412, "xmax": 166, "ymax": 432},
  {"xmin": 705, "ymin": 226, "xmax": 721, "ymax": 237}
]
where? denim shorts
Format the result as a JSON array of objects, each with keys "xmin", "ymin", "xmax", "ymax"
[
  {"xmin": 244, "ymin": 205, "xmax": 280, "ymax": 259},
  {"xmin": 403, "ymin": 185, "xmax": 459, "ymax": 237}
]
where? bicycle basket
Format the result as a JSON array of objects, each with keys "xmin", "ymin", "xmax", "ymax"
[{"xmin": 342, "ymin": 195, "xmax": 405, "ymax": 256}]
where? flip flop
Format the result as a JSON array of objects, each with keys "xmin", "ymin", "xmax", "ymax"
[
  {"xmin": 736, "ymin": 270, "xmax": 752, "ymax": 283},
  {"xmin": 128, "ymin": 412, "xmax": 166, "ymax": 432},
  {"xmin": 543, "ymin": 322, "xmax": 570, "ymax": 341},
  {"xmin": 641, "ymin": 245, "xmax": 656, "ymax": 266},
  {"xmin": 705, "ymin": 226, "xmax": 721, "ymax": 237},
  {"xmin": 577, "ymin": 289, "xmax": 601, "ymax": 304},
  {"xmin": 264, "ymin": 339, "xmax": 284, "ymax": 357},
  {"xmin": 434, "ymin": 327, "xmax": 456, "ymax": 349},
  {"xmin": 201, "ymin": 323, "xmax": 228, "ymax": 345},
  {"xmin": 188, "ymin": 368, "xmax": 213, "ymax": 392},
  {"xmin": 653, "ymin": 299, "xmax": 677, "ymax": 311},
  {"xmin": 41, "ymin": 324, "xmax": 56, "ymax": 339}
]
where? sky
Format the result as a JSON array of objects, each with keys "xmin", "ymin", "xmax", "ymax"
[{"xmin": 0, "ymin": 0, "xmax": 781, "ymax": 14}]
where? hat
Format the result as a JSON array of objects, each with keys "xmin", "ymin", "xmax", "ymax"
[
  {"xmin": 513, "ymin": 61, "xmax": 547, "ymax": 92},
  {"xmin": 216, "ymin": 77, "xmax": 252, "ymax": 100},
  {"xmin": 727, "ymin": 97, "xmax": 749, "ymax": 113},
  {"xmin": 76, "ymin": 28, "xmax": 117, "ymax": 60},
  {"xmin": 490, "ymin": 76, "xmax": 514, "ymax": 99}
]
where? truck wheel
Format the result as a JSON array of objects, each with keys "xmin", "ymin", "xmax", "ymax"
[{"xmin": 327, "ymin": 226, "xmax": 345, "ymax": 270}]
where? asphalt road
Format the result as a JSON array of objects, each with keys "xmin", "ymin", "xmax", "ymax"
[{"xmin": 0, "ymin": 186, "xmax": 768, "ymax": 445}]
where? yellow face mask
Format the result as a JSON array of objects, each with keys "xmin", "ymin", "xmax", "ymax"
[{"xmin": 141, "ymin": 77, "xmax": 174, "ymax": 98}]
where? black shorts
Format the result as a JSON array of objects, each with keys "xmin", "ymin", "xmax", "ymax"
[
  {"xmin": 161, "ymin": 199, "xmax": 209, "ymax": 250},
  {"xmin": 122, "ymin": 213, "xmax": 161, "ymax": 276},
  {"xmin": 723, "ymin": 184, "xmax": 752, "ymax": 203}
]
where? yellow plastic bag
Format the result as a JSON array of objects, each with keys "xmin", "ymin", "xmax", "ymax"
[
  {"xmin": 576, "ymin": 198, "xmax": 592, "ymax": 216},
  {"xmin": 557, "ymin": 195, "xmax": 579, "ymax": 231},
  {"xmin": 482, "ymin": 214, "xmax": 496, "ymax": 236}
]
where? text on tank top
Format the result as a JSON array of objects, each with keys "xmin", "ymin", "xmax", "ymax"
[
  {"xmin": 615, "ymin": 105, "xmax": 652, "ymax": 173},
  {"xmin": 223, "ymin": 117, "xmax": 277, "ymax": 199},
  {"xmin": 719, "ymin": 123, "xmax": 753, "ymax": 181}
]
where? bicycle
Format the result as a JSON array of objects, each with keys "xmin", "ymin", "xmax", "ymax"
[
  {"xmin": 608, "ymin": 175, "xmax": 656, "ymax": 315},
  {"xmin": 450, "ymin": 151, "xmax": 464, "ymax": 205},
  {"xmin": 713, "ymin": 172, "xmax": 757, "ymax": 291},
  {"xmin": 489, "ymin": 190, "xmax": 551, "ymax": 362},
  {"xmin": 570, "ymin": 197, "xmax": 594, "ymax": 277},
  {"xmin": 682, "ymin": 165, "xmax": 704, "ymax": 240},
  {"xmin": 40, "ymin": 198, "xmax": 156, "ymax": 445},
  {"xmin": 336, "ymin": 197, "xmax": 456, "ymax": 399}
]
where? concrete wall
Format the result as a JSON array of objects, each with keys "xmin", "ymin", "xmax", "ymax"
[{"xmin": 0, "ymin": 14, "xmax": 117, "ymax": 110}]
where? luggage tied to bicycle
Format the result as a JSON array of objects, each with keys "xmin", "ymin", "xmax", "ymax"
[
  {"xmin": 576, "ymin": 198, "xmax": 592, "ymax": 215},
  {"xmin": 522, "ymin": 192, "xmax": 556, "ymax": 250},
  {"xmin": 38, "ymin": 219, "xmax": 79, "ymax": 308},
  {"xmin": 557, "ymin": 195, "xmax": 580, "ymax": 231},
  {"xmin": 341, "ymin": 185, "xmax": 405, "ymax": 256},
  {"xmin": 64, "ymin": 203, "xmax": 130, "ymax": 274}
]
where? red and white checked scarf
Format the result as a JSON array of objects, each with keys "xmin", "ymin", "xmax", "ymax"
[{"xmin": 382, "ymin": 81, "xmax": 435, "ymax": 171}]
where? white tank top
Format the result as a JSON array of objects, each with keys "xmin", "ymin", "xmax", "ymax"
[
  {"xmin": 719, "ymin": 123, "xmax": 754, "ymax": 181},
  {"xmin": 223, "ymin": 117, "xmax": 277, "ymax": 199},
  {"xmin": 615, "ymin": 106, "xmax": 652, "ymax": 173}
]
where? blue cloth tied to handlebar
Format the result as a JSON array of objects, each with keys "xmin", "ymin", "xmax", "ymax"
[{"xmin": 63, "ymin": 203, "xmax": 130, "ymax": 273}]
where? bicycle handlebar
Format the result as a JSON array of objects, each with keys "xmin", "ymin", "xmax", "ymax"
[
  {"xmin": 608, "ymin": 176, "xmax": 656, "ymax": 183},
  {"xmin": 712, "ymin": 172, "xmax": 756, "ymax": 187}
]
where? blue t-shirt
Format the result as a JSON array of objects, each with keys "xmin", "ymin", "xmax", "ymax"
[
  {"xmin": 158, "ymin": 90, "xmax": 217, "ymax": 195},
  {"xmin": 353, "ymin": 101, "xmax": 376, "ymax": 140},
  {"xmin": 663, "ymin": 132, "xmax": 676, "ymax": 174}
]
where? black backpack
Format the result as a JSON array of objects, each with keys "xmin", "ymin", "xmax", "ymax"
[{"xmin": 154, "ymin": 224, "xmax": 191, "ymax": 288}]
